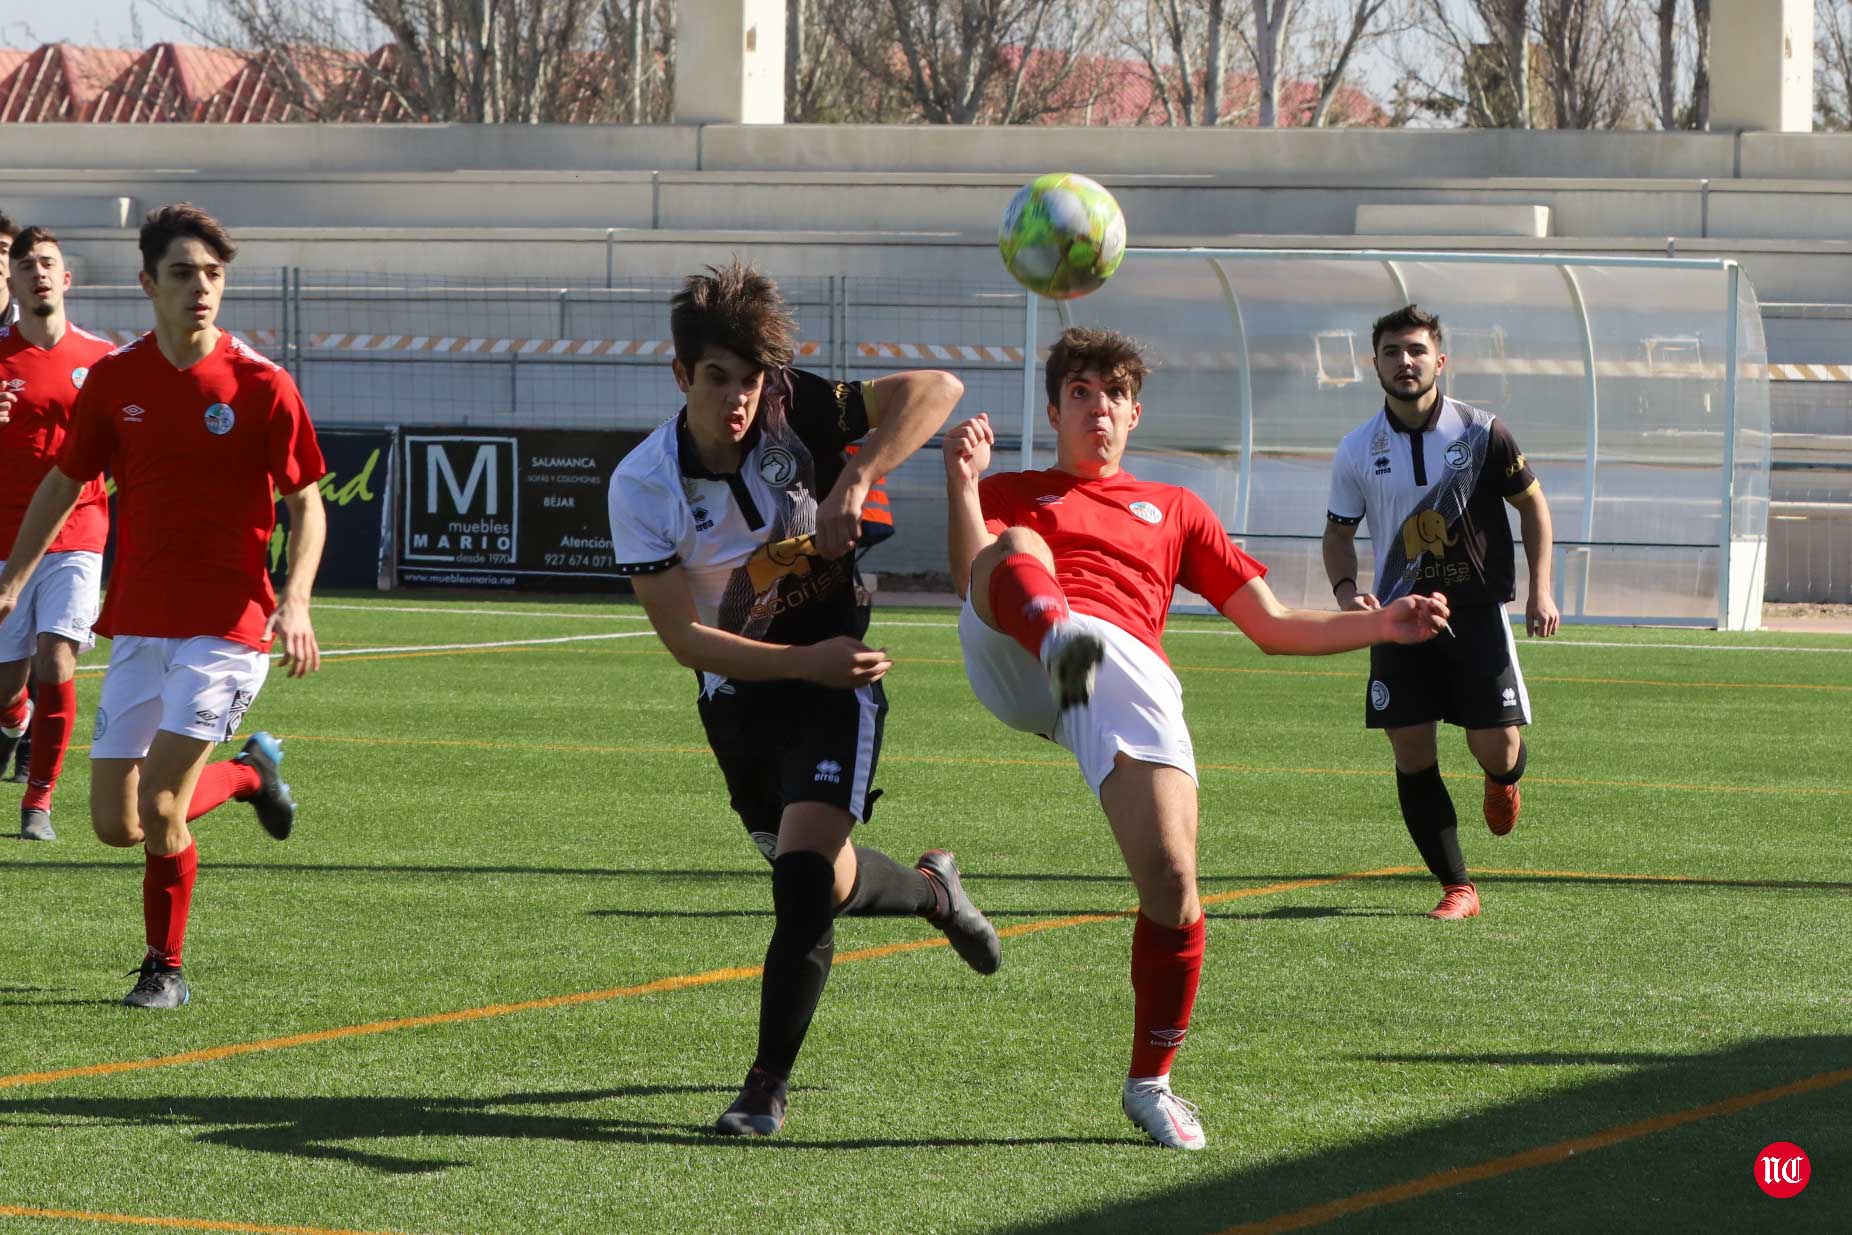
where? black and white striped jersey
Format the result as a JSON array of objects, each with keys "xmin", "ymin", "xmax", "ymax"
[
  {"xmin": 608, "ymin": 367, "xmax": 873, "ymax": 695},
  {"xmin": 1326, "ymin": 396, "xmax": 1538, "ymax": 605}
]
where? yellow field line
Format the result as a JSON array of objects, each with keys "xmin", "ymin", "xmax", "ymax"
[
  {"xmin": 0, "ymin": 1204, "xmax": 417, "ymax": 1235},
  {"xmin": 0, "ymin": 867, "xmax": 1410, "ymax": 1094},
  {"xmin": 1219, "ymin": 1063, "xmax": 1852, "ymax": 1234}
]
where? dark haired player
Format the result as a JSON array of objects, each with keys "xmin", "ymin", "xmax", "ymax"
[
  {"xmin": 1322, "ymin": 304, "xmax": 1558, "ymax": 922},
  {"xmin": 0, "ymin": 203, "xmax": 326, "ymax": 1008},
  {"xmin": 608, "ymin": 260, "xmax": 1000, "ymax": 1138},
  {"xmin": 0, "ymin": 227, "xmax": 117, "ymax": 841},
  {"xmin": 0, "ymin": 212, "xmax": 18, "ymax": 327},
  {"xmin": 945, "ymin": 326, "xmax": 1451, "ymax": 1150}
]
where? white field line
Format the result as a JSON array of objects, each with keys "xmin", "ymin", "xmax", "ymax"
[
  {"xmin": 865, "ymin": 618, "xmax": 1852, "ymax": 654},
  {"xmin": 318, "ymin": 631, "xmax": 656, "ymax": 656}
]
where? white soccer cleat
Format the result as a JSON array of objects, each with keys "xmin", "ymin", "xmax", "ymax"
[
  {"xmin": 1122, "ymin": 1076, "xmax": 1207, "ymax": 1150},
  {"xmin": 1041, "ymin": 624, "xmax": 1104, "ymax": 711}
]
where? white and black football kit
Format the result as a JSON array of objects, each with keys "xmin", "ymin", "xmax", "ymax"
[
  {"xmin": 1327, "ymin": 396, "xmax": 1539, "ymax": 730},
  {"xmin": 609, "ymin": 368, "xmax": 886, "ymax": 851}
]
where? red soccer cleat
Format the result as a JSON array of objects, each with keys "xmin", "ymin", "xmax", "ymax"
[
  {"xmin": 1483, "ymin": 777, "xmax": 1521, "ymax": 837},
  {"xmin": 1427, "ymin": 883, "xmax": 1481, "ymax": 920}
]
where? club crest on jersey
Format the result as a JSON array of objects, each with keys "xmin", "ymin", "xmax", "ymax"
[
  {"xmin": 1370, "ymin": 429, "xmax": 1391, "ymax": 454},
  {"xmin": 1129, "ymin": 500, "xmax": 1163, "ymax": 525},
  {"xmin": 1443, "ymin": 440, "xmax": 1471, "ymax": 471},
  {"xmin": 204, "ymin": 403, "xmax": 236, "ymax": 435},
  {"xmin": 758, "ymin": 447, "xmax": 797, "ymax": 487},
  {"xmin": 71, "ymin": 367, "xmax": 89, "ymax": 389},
  {"xmin": 1370, "ymin": 680, "xmax": 1391, "ymax": 711}
]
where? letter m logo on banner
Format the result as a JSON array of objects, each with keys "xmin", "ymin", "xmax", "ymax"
[
  {"xmin": 428, "ymin": 441, "xmax": 501, "ymax": 515},
  {"xmin": 402, "ymin": 434, "xmax": 520, "ymax": 563}
]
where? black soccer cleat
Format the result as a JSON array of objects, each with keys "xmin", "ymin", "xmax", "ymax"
[
  {"xmin": 917, "ymin": 849, "xmax": 1002, "ymax": 976},
  {"xmin": 235, "ymin": 731, "xmax": 296, "ymax": 840},
  {"xmin": 122, "ymin": 955, "xmax": 190, "ymax": 1009},
  {"xmin": 713, "ymin": 1067, "xmax": 788, "ymax": 1136},
  {"xmin": 8, "ymin": 725, "xmax": 31, "ymax": 782},
  {"xmin": 0, "ymin": 701, "xmax": 29, "ymax": 781},
  {"xmin": 1042, "ymin": 627, "xmax": 1105, "ymax": 712}
]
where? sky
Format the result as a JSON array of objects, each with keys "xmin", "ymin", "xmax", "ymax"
[{"xmin": 1, "ymin": 0, "xmax": 195, "ymax": 48}]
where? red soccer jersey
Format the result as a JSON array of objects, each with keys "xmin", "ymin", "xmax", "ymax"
[
  {"xmin": 0, "ymin": 323, "xmax": 114, "ymax": 556},
  {"xmin": 980, "ymin": 468, "xmax": 1267, "ymax": 660},
  {"xmin": 57, "ymin": 331, "xmax": 326, "ymax": 651}
]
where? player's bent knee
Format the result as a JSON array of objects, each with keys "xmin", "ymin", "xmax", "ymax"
[
  {"xmin": 90, "ymin": 814, "xmax": 143, "ymax": 847},
  {"xmin": 989, "ymin": 525, "xmax": 1055, "ymax": 566}
]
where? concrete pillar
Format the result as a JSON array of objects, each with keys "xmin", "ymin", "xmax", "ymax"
[
  {"xmin": 1711, "ymin": 0, "xmax": 1813, "ymax": 132},
  {"xmin": 674, "ymin": 0, "xmax": 786, "ymax": 125}
]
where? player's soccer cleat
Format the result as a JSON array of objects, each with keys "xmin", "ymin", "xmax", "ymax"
[
  {"xmin": 1483, "ymin": 777, "xmax": 1521, "ymax": 837},
  {"xmin": 19, "ymin": 806, "xmax": 55, "ymax": 842},
  {"xmin": 122, "ymin": 956, "xmax": 190, "ymax": 1009},
  {"xmin": 1122, "ymin": 1077, "xmax": 1207, "ymax": 1150},
  {"xmin": 1041, "ymin": 624, "xmax": 1104, "ymax": 711},
  {"xmin": 235, "ymin": 732, "xmax": 296, "ymax": 840},
  {"xmin": 0, "ymin": 698, "xmax": 31, "ymax": 778},
  {"xmin": 1427, "ymin": 882, "xmax": 1481, "ymax": 920},
  {"xmin": 916, "ymin": 849, "xmax": 1002, "ymax": 975},
  {"xmin": 713, "ymin": 1067, "xmax": 788, "ymax": 1136},
  {"xmin": 8, "ymin": 726, "xmax": 30, "ymax": 782}
]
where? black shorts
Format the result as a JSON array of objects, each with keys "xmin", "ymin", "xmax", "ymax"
[
  {"xmin": 1364, "ymin": 601, "xmax": 1531, "ymax": 731},
  {"xmin": 697, "ymin": 678, "xmax": 887, "ymax": 860}
]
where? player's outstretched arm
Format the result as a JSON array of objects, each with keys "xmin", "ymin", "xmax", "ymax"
[
  {"xmin": 267, "ymin": 482, "xmax": 326, "ymax": 678},
  {"xmin": 630, "ymin": 567, "xmax": 892, "ymax": 689},
  {"xmin": 942, "ymin": 413, "xmax": 998, "ymax": 600},
  {"xmin": 815, "ymin": 369, "xmax": 964, "ymax": 559},
  {"xmin": 0, "ymin": 469, "xmax": 83, "ymax": 623},
  {"xmin": 1219, "ymin": 576, "xmax": 1450, "ymax": 656},
  {"xmin": 1509, "ymin": 485, "xmax": 1560, "ymax": 637},
  {"xmin": 1321, "ymin": 521, "xmax": 1381, "ymax": 611}
]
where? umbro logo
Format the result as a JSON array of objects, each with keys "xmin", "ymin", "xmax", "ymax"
[
  {"xmin": 195, "ymin": 709, "xmax": 220, "ymax": 724},
  {"xmin": 814, "ymin": 759, "xmax": 843, "ymax": 784},
  {"xmin": 122, "ymin": 404, "xmax": 146, "ymax": 422},
  {"xmin": 1148, "ymin": 1028, "xmax": 1188, "ymax": 1047},
  {"xmin": 0, "ymin": 378, "xmax": 23, "ymax": 392},
  {"xmin": 1034, "ymin": 494, "xmax": 1063, "ymax": 506}
]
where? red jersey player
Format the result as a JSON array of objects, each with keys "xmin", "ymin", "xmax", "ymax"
[
  {"xmin": 0, "ymin": 226, "xmax": 118, "ymax": 842},
  {"xmin": 944, "ymin": 327, "xmax": 1449, "ymax": 1150},
  {"xmin": 0, "ymin": 204, "xmax": 327, "ymax": 1010}
]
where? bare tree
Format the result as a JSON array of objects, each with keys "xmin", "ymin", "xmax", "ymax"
[
  {"xmin": 1534, "ymin": 0, "xmax": 1643, "ymax": 128},
  {"xmin": 828, "ymin": 0, "xmax": 1113, "ymax": 124},
  {"xmin": 1244, "ymin": 0, "xmax": 1291, "ymax": 125},
  {"xmin": 1655, "ymin": 0, "xmax": 1677, "ymax": 128},
  {"xmin": 164, "ymin": 0, "xmax": 671, "ymax": 121},
  {"xmin": 1400, "ymin": 0, "xmax": 1535, "ymax": 127},
  {"xmin": 1119, "ymin": 0, "xmax": 1237, "ymax": 126},
  {"xmin": 1298, "ymin": 0, "xmax": 1396, "ymax": 126},
  {"xmin": 1690, "ymin": 0, "xmax": 1709, "ymax": 128},
  {"xmin": 1821, "ymin": 0, "xmax": 1852, "ymax": 128}
]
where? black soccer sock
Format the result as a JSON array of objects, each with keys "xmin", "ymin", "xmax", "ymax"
[
  {"xmin": 1395, "ymin": 763, "xmax": 1468, "ymax": 886},
  {"xmin": 1487, "ymin": 738, "xmax": 1528, "ymax": 786},
  {"xmin": 835, "ymin": 846, "xmax": 936, "ymax": 917},
  {"xmin": 754, "ymin": 851, "xmax": 837, "ymax": 1080}
]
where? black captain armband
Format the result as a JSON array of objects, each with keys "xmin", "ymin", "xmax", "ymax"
[
  {"xmin": 613, "ymin": 554, "xmax": 680, "ymax": 577},
  {"xmin": 1326, "ymin": 511, "xmax": 1362, "ymax": 526}
]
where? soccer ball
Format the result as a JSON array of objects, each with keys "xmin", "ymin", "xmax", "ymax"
[{"xmin": 998, "ymin": 173, "xmax": 1126, "ymax": 300}]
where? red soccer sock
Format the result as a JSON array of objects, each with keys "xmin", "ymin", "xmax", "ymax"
[
  {"xmin": 23, "ymin": 678, "xmax": 79, "ymax": 811},
  {"xmin": 143, "ymin": 842, "xmax": 199, "ymax": 967},
  {"xmin": 1129, "ymin": 912, "xmax": 1207, "ymax": 1079},
  {"xmin": 186, "ymin": 760, "xmax": 263, "ymax": 822},
  {"xmin": 986, "ymin": 552, "xmax": 1070, "ymax": 659},
  {"xmin": 0, "ymin": 687, "xmax": 28, "ymax": 733}
]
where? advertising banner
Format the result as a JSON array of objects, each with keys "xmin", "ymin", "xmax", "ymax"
[
  {"xmin": 395, "ymin": 428, "xmax": 645, "ymax": 591},
  {"xmin": 270, "ymin": 428, "xmax": 395, "ymax": 591}
]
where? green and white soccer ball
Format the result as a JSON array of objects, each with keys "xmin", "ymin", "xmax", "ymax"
[{"xmin": 998, "ymin": 173, "xmax": 1126, "ymax": 301}]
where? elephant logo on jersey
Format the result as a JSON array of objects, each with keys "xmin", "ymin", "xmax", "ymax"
[
  {"xmin": 758, "ymin": 447, "xmax": 797, "ymax": 487},
  {"xmin": 1129, "ymin": 501, "xmax": 1163, "ymax": 525},
  {"xmin": 746, "ymin": 533, "xmax": 817, "ymax": 594},
  {"xmin": 71, "ymin": 367, "xmax": 89, "ymax": 389},
  {"xmin": 204, "ymin": 403, "xmax": 236, "ymax": 435},
  {"xmin": 1401, "ymin": 510, "xmax": 1457, "ymax": 560}
]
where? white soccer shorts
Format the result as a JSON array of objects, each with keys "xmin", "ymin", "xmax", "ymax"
[
  {"xmin": 90, "ymin": 635, "xmax": 272, "ymax": 760},
  {"xmin": 0, "ymin": 550, "xmax": 103, "ymax": 660},
  {"xmin": 958, "ymin": 596, "xmax": 1197, "ymax": 796}
]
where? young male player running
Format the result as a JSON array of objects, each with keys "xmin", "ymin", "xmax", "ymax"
[
  {"xmin": 0, "ymin": 226, "xmax": 117, "ymax": 841},
  {"xmin": 944, "ymin": 326, "xmax": 1449, "ymax": 1151},
  {"xmin": 0, "ymin": 203, "xmax": 325, "ymax": 1009},
  {"xmin": 1322, "ymin": 304, "xmax": 1558, "ymax": 921},
  {"xmin": 609, "ymin": 261, "xmax": 1000, "ymax": 1138}
]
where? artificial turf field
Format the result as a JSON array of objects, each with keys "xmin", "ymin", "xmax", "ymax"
[{"xmin": 0, "ymin": 592, "xmax": 1846, "ymax": 1235}]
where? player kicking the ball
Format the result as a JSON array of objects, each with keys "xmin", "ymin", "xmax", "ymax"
[
  {"xmin": 609, "ymin": 261, "xmax": 999, "ymax": 1137},
  {"xmin": 945, "ymin": 327, "xmax": 1449, "ymax": 1150},
  {"xmin": 0, "ymin": 204, "xmax": 326, "ymax": 1009}
]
